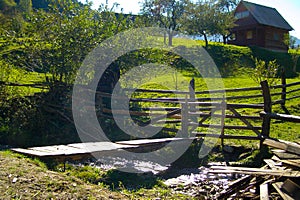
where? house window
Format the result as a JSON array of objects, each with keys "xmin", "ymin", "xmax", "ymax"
[
  {"xmin": 246, "ymin": 30, "xmax": 253, "ymax": 39},
  {"xmin": 235, "ymin": 11, "xmax": 250, "ymax": 19}
]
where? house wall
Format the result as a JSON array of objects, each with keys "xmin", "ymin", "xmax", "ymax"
[{"xmin": 264, "ymin": 26, "xmax": 289, "ymax": 51}]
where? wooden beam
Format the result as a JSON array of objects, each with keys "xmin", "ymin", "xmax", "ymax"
[
  {"xmin": 260, "ymin": 112, "xmax": 300, "ymax": 123},
  {"xmin": 271, "ymin": 150, "xmax": 300, "ymax": 160},
  {"xmin": 263, "ymin": 139, "xmax": 300, "ymax": 156}
]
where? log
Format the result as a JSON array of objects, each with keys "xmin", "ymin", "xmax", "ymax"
[
  {"xmin": 188, "ymin": 112, "xmax": 261, "ymax": 120},
  {"xmin": 260, "ymin": 112, "xmax": 300, "ymax": 123},
  {"xmin": 191, "ymin": 123, "xmax": 262, "ymax": 131}
]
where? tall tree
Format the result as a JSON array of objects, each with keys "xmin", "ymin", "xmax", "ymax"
[
  {"xmin": 215, "ymin": 0, "xmax": 237, "ymax": 44},
  {"xmin": 141, "ymin": 0, "xmax": 187, "ymax": 46},
  {"xmin": 183, "ymin": 0, "xmax": 217, "ymax": 47}
]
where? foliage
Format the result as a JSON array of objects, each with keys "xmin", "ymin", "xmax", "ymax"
[
  {"xmin": 182, "ymin": 0, "xmax": 237, "ymax": 47},
  {"xmin": 141, "ymin": 0, "xmax": 187, "ymax": 46},
  {"xmin": 244, "ymin": 58, "xmax": 280, "ymax": 86}
]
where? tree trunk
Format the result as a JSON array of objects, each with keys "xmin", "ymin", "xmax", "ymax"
[
  {"xmin": 168, "ymin": 30, "xmax": 173, "ymax": 46},
  {"xmin": 164, "ymin": 31, "xmax": 167, "ymax": 45},
  {"xmin": 222, "ymin": 35, "xmax": 227, "ymax": 44},
  {"xmin": 203, "ymin": 33, "xmax": 208, "ymax": 48}
]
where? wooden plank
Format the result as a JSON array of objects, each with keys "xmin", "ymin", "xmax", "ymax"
[
  {"xmin": 272, "ymin": 182, "xmax": 294, "ymax": 200},
  {"xmin": 116, "ymin": 137, "xmax": 195, "ymax": 146},
  {"xmin": 260, "ymin": 183, "xmax": 269, "ymax": 200},
  {"xmin": 209, "ymin": 166, "xmax": 300, "ymax": 177},
  {"xmin": 264, "ymin": 159, "xmax": 285, "ymax": 170},
  {"xmin": 263, "ymin": 139, "xmax": 300, "ymax": 156},
  {"xmin": 11, "ymin": 142, "xmax": 137, "ymax": 158},
  {"xmin": 277, "ymin": 159, "xmax": 300, "ymax": 169},
  {"xmin": 272, "ymin": 149, "xmax": 300, "ymax": 160}
]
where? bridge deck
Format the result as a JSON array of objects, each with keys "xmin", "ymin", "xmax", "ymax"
[{"xmin": 11, "ymin": 137, "xmax": 196, "ymax": 161}]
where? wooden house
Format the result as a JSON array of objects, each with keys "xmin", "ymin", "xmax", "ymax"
[{"xmin": 228, "ymin": 1, "xmax": 293, "ymax": 51}]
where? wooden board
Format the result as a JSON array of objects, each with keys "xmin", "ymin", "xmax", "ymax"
[
  {"xmin": 272, "ymin": 156, "xmax": 300, "ymax": 169},
  {"xmin": 209, "ymin": 166, "xmax": 300, "ymax": 177},
  {"xmin": 272, "ymin": 149, "xmax": 300, "ymax": 160},
  {"xmin": 260, "ymin": 183, "xmax": 269, "ymax": 200},
  {"xmin": 116, "ymin": 137, "xmax": 196, "ymax": 146},
  {"xmin": 11, "ymin": 142, "xmax": 137, "ymax": 158},
  {"xmin": 264, "ymin": 159, "xmax": 286, "ymax": 170},
  {"xmin": 263, "ymin": 139, "xmax": 300, "ymax": 155}
]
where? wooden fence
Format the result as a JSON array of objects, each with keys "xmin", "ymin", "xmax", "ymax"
[
  {"xmin": 96, "ymin": 75, "xmax": 300, "ymax": 148},
  {"xmin": 1, "ymin": 73, "xmax": 300, "ymax": 148}
]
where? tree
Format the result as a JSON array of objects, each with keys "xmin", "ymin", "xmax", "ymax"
[
  {"xmin": 183, "ymin": 0, "xmax": 217, "ymax": 47},
  {"xmin": 215, "ymin": 0, "xmax": 237, "ymax": 44},
  {"xmin": 182, "ymin": 0, "xmax": 236, "ymax": 47},
  {"xmin": 141, "ymin": 0, "xmax": 186, "ymax": 46}
]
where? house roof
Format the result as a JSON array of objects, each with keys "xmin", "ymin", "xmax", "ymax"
[{"xmin": 239, "ymin": 1, "xmax": 293, "ymax": 31}]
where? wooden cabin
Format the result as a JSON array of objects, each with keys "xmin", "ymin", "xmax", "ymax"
[{"xmin": 228, "ymin": 1, "xmax": 293, "ymax": 52}]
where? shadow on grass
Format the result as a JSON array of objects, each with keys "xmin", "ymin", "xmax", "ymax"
[{"xmin": 98, "ymin": 169, "xmax": 160, "ymax": 191}]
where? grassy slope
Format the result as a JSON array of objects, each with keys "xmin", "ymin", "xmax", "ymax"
[{"xmin": 0, "ymin": 151, "xmax": 191, "ymax": 199}]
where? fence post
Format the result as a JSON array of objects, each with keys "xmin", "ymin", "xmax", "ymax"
[
  {"xmin": 281, "ymin": 69, "xmax": 290, "ymax": 114},
  {"xmin": 189, "ymin": 78, "xmax": 195, "ymax": 106},
  {"xmin": 180, "ymin": 96, "xmax": 189, "ymax": 138},
  {"xmin": 220, "ymin": 98, "xmax": 226, "ymax": 148},
  {"xmin": 260, "ymin": 80, "xmax": 272, "ymax": 148}
]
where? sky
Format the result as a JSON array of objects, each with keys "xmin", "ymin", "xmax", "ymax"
[{"xmin": 79, "ymin": 0, "xmax": 300, "ymax": 39}]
